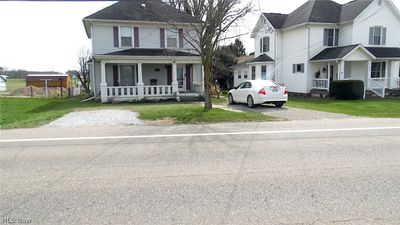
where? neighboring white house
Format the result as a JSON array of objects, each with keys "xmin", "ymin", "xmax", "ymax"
[
  {"xmin": 83, "ymin": 0, "xmax": 204, "ymax": 103},
  {"xmin": 0, "ymin": 75, "xmax": 7, "ymax": 92},
  {"xmin": 234, "ymin": 0, "xmax": 400, "ymax": 97}
]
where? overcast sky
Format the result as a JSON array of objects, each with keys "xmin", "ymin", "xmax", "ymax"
[{"xmin": 0, "ymin": 0, "xmax": 399, "ymax": 72}]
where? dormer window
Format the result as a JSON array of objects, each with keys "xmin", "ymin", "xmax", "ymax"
[
  {"xmin": 120, "ymin": 26, "xmax": 133, "ymax": 47},
  {"xmin": 260, "ymin": 37, "xmax": 270, "ymax": 53},
  {"xmin": 323, "ymin": 29, "xmax": 339, "ymax": 47},
  {"xmin": 369, "ymin": 26, "xmax": 386, "ymax": 46},
  {"xmin": 166, "ymin": 29, "xmax": 178, "ymax": 48}
]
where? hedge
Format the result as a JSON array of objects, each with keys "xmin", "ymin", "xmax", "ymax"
[{"xmin": 329, "ymin": 80, "xmax": 364, "ymax": 100}]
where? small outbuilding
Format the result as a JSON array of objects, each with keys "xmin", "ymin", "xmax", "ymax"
[{"xmin": 26, "ymin": 74, "xmax": 72, "ymax": 89}]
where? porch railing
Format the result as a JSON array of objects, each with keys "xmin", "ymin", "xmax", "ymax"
[
  {"xmin": 143, "ymin": 85, "xmax": 173, "ymax": 96},
  {"xmin": 369, "ymin": 78, "xmax": 387, "ymax": 88},
  {"xmin": 312, "ymin": 79, "xmax": 329, "ymax": 90},
  {"xmin": 107, "ymin": 86, "xmax": 138, "ymax": 98},
  {"xmin": 368, "ymin": 78, "xmax": 385, "ymax": 98}
]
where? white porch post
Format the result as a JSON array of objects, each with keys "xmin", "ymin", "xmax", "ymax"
[
  {"xmin": 338, "ymin": 61, "xmax": 345, "ymax": 80},
  {"xmin": 366, "ymin": 60, "xmax": 372, "ymax": 89},
  {"xmin": 100, "ymin": 61, "xmax": 108, "ymax": 103},
  {"xmin": 137, "ymin": 62, "xmax": 144, "ymax": 100},
  {"xmin": 327, "ymin": 62, "xmax": 331, "ymax": 90},
  {"xmin": 172, "ymin": 62, "xmax": 179, "ymax": 94}
]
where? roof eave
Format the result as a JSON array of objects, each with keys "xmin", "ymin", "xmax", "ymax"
[{"xmin": 84, "ymin": 18, "xmax": 202, "ymax": 27}]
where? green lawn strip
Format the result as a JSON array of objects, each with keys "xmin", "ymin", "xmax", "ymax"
[
  {"xmin": 287, "ymin": 97, "xmax": 400, "ymax": 118},
  {"xmin": 0, "ymin": 98, "xmax": 276, "ymax": 129},
  {"xmin": 5, "ymin": 79, "xmax": 26, "ymax": 92}
]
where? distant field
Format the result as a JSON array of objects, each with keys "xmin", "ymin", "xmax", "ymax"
[{"xmin": 4, "ymin": 79, "xmax": 25, "ymax": 93}]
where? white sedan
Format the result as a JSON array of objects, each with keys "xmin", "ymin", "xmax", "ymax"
[{"xmin": 228, "ymin": 80, "xmax": 288, "ymax": 108}]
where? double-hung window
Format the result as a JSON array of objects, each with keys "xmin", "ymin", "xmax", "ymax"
[
  {"xmin": 251, "ymin": 66, "xmax": 256, "ymax": 80},
  {"xmin": 120, "ymin": 26, "xmax": 133, "ymax": 47},
  {"xmin": 323, "ymin": 29, "xmax": 339, "ymax": 46},
  {"xmin": 369, "ymin": 26, "xmax": 386, "ymax": 45},
  {"xmin": 371, "ymin": 62, "xmax": 386, "ymax": 78},
  {"xmin": 261, "ymin": 66, "xmax": 267, "ymax": 80},
  {"xmin": 259, "ymin": 37, "xmax": 270, "ymax": 53},
  {"xmin": 166, "ymin": 29, "xmax": 178, "ymax": 48}
]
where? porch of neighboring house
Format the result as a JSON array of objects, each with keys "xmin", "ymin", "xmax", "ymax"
[
  {"xmin": 97, "ymin": 61, "xmax": 204, "ymax": 103},
  {"xmin": 310, "ymin": 45, "xmax": 400, "ymax": 98}
]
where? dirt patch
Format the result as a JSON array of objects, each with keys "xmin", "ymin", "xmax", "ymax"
[{"xmin": 144, "ymin": 118, "xmax": 176, "ymax": 126}]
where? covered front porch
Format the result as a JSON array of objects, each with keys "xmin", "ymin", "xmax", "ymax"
[
  {"xmin": 93, "ymin": 49, "xmax": 204, "ymax": 102},
  {"xmin": 310, "ymin": 45, "xmax": 400, "ymax": 98}
]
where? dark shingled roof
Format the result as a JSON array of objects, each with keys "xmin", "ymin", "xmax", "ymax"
[
  {"xmin": 263, "ymin": 13, "xmax": 288, "ymax": 29},
  {"xmin": 250, "ymin": 54, "xmax": 274, "ymax": 63},
  {"xmin": 263, "ymin": 0, "xmax": 374, "ymax": 29},
  {"xmin": 310, "ymin": 45, "xmax": 359, "ymax": 61},
  {"xmin": 102, "ymin": 48, "xmax": 200, "ymax": 57},
  {"xmin": 365, "ymin": 47, "xmax": 400, "ymax": 58},
  {"xmin": 84, "ymin": 0, "xmax": 201, "ymax": 24}
]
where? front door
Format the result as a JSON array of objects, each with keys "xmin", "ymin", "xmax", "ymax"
[
  {"xmin": 185, "ymin": 64, "xmax": 192, "ymax": 91},
  {"xmin": 166, "ymin": 65, "xmax": 172, "ymax": 85}
]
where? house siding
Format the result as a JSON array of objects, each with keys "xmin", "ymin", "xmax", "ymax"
[
  {"xmin": 281, "ymin": 26, "xmax": 309, "ymax": 93},
  {"xmin": 353, "ymin": 0, "xmax": 400, "ymax": 47}
]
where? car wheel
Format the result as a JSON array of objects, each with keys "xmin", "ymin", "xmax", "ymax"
[
  {"xmin": 247, "ymin": 96, "xmax": 255, "ymax": 108},
  {"xmin": 274, "ymin": 102, "xmax": 284, "ymax": 108},
  {"xmin": 228, "ymin": 94, "xmax": 235, "ymax": 105}
]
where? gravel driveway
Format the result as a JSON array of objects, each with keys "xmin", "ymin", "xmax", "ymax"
[
  {"xmin": 215, "ymin": 103, "xmax": 356, "ymax": 120},
  {"xmin": 45, "ymin": 110, "xmax": 142, "ymax": 127}
]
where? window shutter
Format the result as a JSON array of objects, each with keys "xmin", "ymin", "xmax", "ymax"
[
  {"xmin": 160, "ymin": 28, "xmax": 165, "ymax": 48},
  {"xmin": 134, "ymin": 27, "xmax": 139, "ymax": 47},
  {"xmin": 335, "ymin": 29, "xmax": 339, "ymax": 46},
  {"xmin": 382, "ymin": 27, "xmax": 387, "ymax": 45},
  {"xmin": 369, "ymin": 27, "xmax": 374, "ymax": 45},
  {"xmin": 323, "ymin": 29, "xmax": 328, "ymax": 46},
  {"xmin": 301, "ymin": 64, "xmax": 305, "ymax": 73},
  {"xmin": 260, "ymin": 39, "xmax": 263, "ymax": 53},
  {"xmin": 267, "ymin": 37, "xmax": 270, "ymax": 52},
  {"xmin": 179, "ymin": 29, "xmax": 184, "ymax": 48},
  {"xmin": 293, "ymin": 64, "xmax": 296, "ymax": 73},
  {"xmin": 113, "ymin": 26, "xmax": 119, "ymax": 47}
]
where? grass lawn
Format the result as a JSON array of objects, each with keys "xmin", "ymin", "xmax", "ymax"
[
  {"xmin": 0, "ymin": 97, "xmax": 276, "ymax": 129},
  {"xmin": 287, "ymin": 97, "xmax": 400, "ymax": 118},
  {"xmin": 4, "ymin": 79, "xmax": 25, "ymax": 93}
]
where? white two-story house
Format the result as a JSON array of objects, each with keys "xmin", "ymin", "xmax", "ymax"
[
  {"xmin": 234, "ymin": 0, "xmax": 400, "ymax": 98},
  {"xmin": 83, "ymin": 0, "xmax": 204, "ymax": 102}
]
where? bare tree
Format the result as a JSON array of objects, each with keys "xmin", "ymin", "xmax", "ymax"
[
  {"xmin": 167, "ymin": 0, "xmax": 252, "ymax": 109},
  {"xmin": 77, "ymin": 48, "xmax": 91, "ymax": 94}
]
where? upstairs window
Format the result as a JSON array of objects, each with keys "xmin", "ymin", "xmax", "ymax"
[
  {"xmin": 166, "ymin": 29, "xmax": 178, "ymax": 48},
  {"xmin": 323, "ymin": 28, "xmax": 339, "ymax": 46},
  {"xmin": 369, "ymin": 26, "xmax": 386, "ymax": 45},
  {"xmin": 259, "ymin": 37, "xmax": 270, "ymax": 53},
  {"xmin": 120, "ymin": 26, "xmax": 133, "ymax": 47}
]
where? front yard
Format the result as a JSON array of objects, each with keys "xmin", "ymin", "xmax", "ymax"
[
  {"xmin": 0, "ymin": 97, "xmax": 276, "ymax": 129},
  {"xmin": 287, "ymin": 97, "xmax": 400, "ymax": 118}
]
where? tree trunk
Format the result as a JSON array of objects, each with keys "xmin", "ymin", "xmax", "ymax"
[{"xmin": 203, "ymin": 59, "xmax": 213, "ymax": 110}]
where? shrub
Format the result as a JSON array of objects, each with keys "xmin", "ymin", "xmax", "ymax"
[{"xmin": 329, "ymin": 80, "xmax": 364, "ymax": 100}]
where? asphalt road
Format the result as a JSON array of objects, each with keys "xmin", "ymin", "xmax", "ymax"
[{"xmin": 1, "ymin": 118, "xmax": 400, "ymax": 225}]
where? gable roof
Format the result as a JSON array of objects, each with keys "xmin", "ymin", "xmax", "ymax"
[
  {"xmin": 262, "ymin": 13, "xmax": 288, "ymax": 29},
  {"xmin": 84, "ymin": 0, "xmax": 201, "ymax": 24},
  {"xmin": 262, "ymin": 0, "xmax": 374, "ymax": 30}
]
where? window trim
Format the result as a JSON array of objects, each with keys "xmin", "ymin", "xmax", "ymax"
[
  {"xmin": 119, "ymin": 26, "xmax": 134, "ymax": 48},
  {"xmin": 165, "ymin": 28, "xmax": 179, "ymax": 49},
  {"xmin": 323, "ymin": 28, "xmax": 339, "ymax": 47},
  {"xmin": 369, "ymin": 26, "xmax": 387, "ymax": 46}
]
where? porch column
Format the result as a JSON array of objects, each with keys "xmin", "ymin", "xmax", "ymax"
[
  {"xmin": 327, "ymin": 62, "xmax": 331, "ymax": 90},
  {"xmin": 338, "ymin": 61, "xmax": 345, "ymax": 80},
  {"xmin": 366, "ymin": 60, "xmax": 372, "ymax": 89},
  {"xmin": 137, "ymin": 62, "xmax": 144, "ymax": 100},
  {"xmin": 172, "ymin": 62, "xmax": 179, "ymax": 94},
  {"xmin": 100, "ymin": 61, "xmax": 108, "ymax": 103}
]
